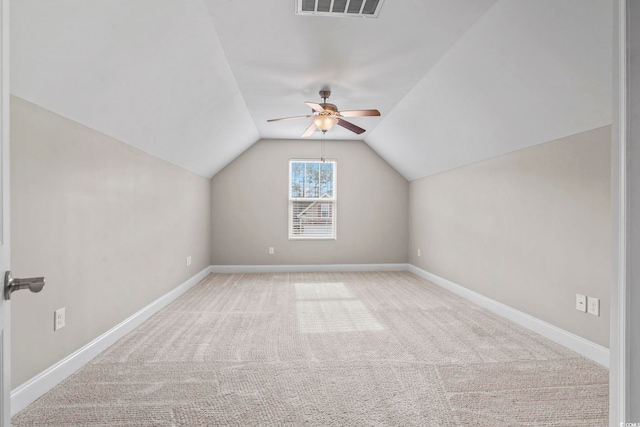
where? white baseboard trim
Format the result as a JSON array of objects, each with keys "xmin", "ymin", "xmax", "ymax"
[
  {"xmin": 407, "ymin": 265, "xmax": 610, "ymax": 368},
  {"xmin": 210, "ymin": 263, "xmax": 410, "ymax": 273},
  {"xmin": 10, "ymin": 266, "xmax": 213, "ymax": 416}
]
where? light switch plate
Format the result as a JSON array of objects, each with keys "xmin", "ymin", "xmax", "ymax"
[
  {"xmin": 587, "ymin": 297, "xmax": 600, "ymax": 316},
  {"xmin": 576, "ymin": 294, "xmax": 587, "ymax": 312}
]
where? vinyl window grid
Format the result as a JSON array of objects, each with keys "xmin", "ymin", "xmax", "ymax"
[{"xmin": 289, "ymin": 159, "xmax": 337, "ymax": 240}]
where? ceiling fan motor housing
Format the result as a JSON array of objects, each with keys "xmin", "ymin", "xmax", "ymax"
[{"xmin": 317, "ymin": 103, "xmax": 338, "ymax": 114}]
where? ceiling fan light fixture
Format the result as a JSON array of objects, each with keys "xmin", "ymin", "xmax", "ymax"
[
  {"xmin": 267, "ymin": 89, "xmax": 379, "ymax": 137},
  {"xmin": 313, "ymin": 114, "xmax": 337, "ymax": 132}
]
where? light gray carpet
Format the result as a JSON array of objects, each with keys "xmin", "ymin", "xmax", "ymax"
[{"xmin": 13, "ymin": 271, "xmax": 609, "ymax": 426}]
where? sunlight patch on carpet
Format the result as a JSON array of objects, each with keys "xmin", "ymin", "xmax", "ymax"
[
  {"xmin": 294, "ymin": 282, "xmax": 354, "ymax": 299},
  {"xmin": 294, "ymin": 282, "xmax": 384, "ymax": 333},
  {"xmin": 296, "ymin": 300, "xmax": 384, "ymax": 333}
]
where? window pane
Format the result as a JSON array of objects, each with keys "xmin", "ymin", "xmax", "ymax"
[
  {"xmin": 291, "ymin": 162, "xmax": 305, "ymax": 198},
  {"xmin": 291, "ymin": 200, "xmax": 334, "ymax": 237},
  {"xmin": 305, "ymin": 162, "xmax": 320, "ymax": 197},
  {"xmin": 319, "ymin": 162, "xmax": 334, "ymax": 197},
  {"xmin": 289, "ymin": 160, "xmax": 336, "ymax": 239},
  {"xmin": 291, "ymin": 161, "xmax": 334, "ymax": 198}
]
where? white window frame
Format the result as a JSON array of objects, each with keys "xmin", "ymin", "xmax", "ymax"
[{"xmin": 288, "ymin": 159, "xmax": 337, "ymax": 240}]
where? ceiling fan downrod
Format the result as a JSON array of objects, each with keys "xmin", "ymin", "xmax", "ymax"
[{"xmin": 319, "ymin": 90, "xmax": 331, "ymax": 103}]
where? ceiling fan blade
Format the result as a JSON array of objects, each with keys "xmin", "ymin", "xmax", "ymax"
[
  {"xmin": 301, "ymin": 122, "xmax": 317, "ymax": 137},
  {"xmin": 339, "ymin": 109, "xmax": 381, "ymax": 117},
  {"xmin": 337, "ymin": 118, "xmax": 366, "ymax": 135},
  {"xmin": 305, "ymin": 102, "xmax": 325, "ymax": 113},
  {"xmin": 267, "ymin": 115, "xmax": 312, "ymax": 122}
]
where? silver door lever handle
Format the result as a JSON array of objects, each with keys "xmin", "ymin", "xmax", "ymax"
[{"xmin": 4, "ymin": 271, "xmax": 45, "ymax": 300}]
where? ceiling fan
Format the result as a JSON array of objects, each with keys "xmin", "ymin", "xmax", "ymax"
[{"xmin": 267, "ymin": 90, "xmax": 381, "ymax": 137}]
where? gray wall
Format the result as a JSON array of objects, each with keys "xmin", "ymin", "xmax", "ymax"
[
  {"xmin": 10, "ymin": 97, "xmax": 211, "ymax": 387},
  {"xmin": 211, "ymin": 139, "xmax": 409, "ymax": 265},
  {"xmin": 408, "ymin": 126, "xmax": 612, "ymax": 347}
]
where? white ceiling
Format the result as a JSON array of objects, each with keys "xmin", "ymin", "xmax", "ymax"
[{"xmin": 10, "ymin": 0, "xmax": 612, "ymax": 180}]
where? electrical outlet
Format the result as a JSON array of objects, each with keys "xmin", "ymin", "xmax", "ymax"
[
  {"xmin": 575, "ymin": 294, "xmax": 587, "ymax": 312},
  {"xmin": 269, "ymin": 247, "xmax": 275, "ymax": 255},
  {"xmin": 417, "ymin": 249, "xmax": 421, "ymax": 257},
  {"xmin": 587, "ymin": 297, "xmax": 600, "ymax": 316},
  {"xmin": 186, "ymin": 256, "xmax": 192, "ymax": 266},
  {"xmin": 54, "ymin": 308, "xmax": 66, "ymax": 331}
]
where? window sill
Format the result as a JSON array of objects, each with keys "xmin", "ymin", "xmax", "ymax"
[{"xmin": 288, "ymin": 236, "xmax": 337, "ymax": 241}]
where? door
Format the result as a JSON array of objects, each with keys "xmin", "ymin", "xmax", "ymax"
[{"xmin": 1, "ymin": 0, "xmax": 10, "ymax": 424}]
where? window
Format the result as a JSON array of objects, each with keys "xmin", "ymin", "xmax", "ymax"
[{"xmin": 289, "ymin": 159, "xmax": 337, "ymax": 239}]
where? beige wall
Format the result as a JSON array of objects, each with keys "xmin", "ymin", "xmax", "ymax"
[
  {"xmin": 211, "ymin": 139, "xmax": 409, "ymax": 265},
  {"xmin": 409, "ymin": 126, "xmax": 612, "ymax": 347},
  {"xmin": 10, "ymin": 97, "xmax": 211, "ymax": 387},
  {"xmin": 8, "ymin": 96, "xmax": 611, "ymax": 387}
]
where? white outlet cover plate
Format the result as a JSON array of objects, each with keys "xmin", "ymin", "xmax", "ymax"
[
  {"xmin": 54, "ymin": 307, "xmax": 66, "ymax": 330},
  {"xmin": 575, "ymin": 294, "xmax": 587, "ymax": 312},
  {"xmin": 587, "ymin": 297, "xmax": 600, "ymax": 316}
]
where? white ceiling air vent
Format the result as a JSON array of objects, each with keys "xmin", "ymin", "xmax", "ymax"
[{"xmin": 296, "ymin": 0, "xmax": 385, "ymax": 18}]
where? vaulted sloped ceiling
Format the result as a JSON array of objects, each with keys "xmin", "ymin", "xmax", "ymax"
[
  {"xmin": 10, "ymin": 0, "xmax": 612, "ymax": 180},
  {"xmin": 11, "ymin": 0, "xmax": 259, "ymax": 178},
  {"xmin": 368, "ymin": 1, "xmax": 613, "ymax": 180}
]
